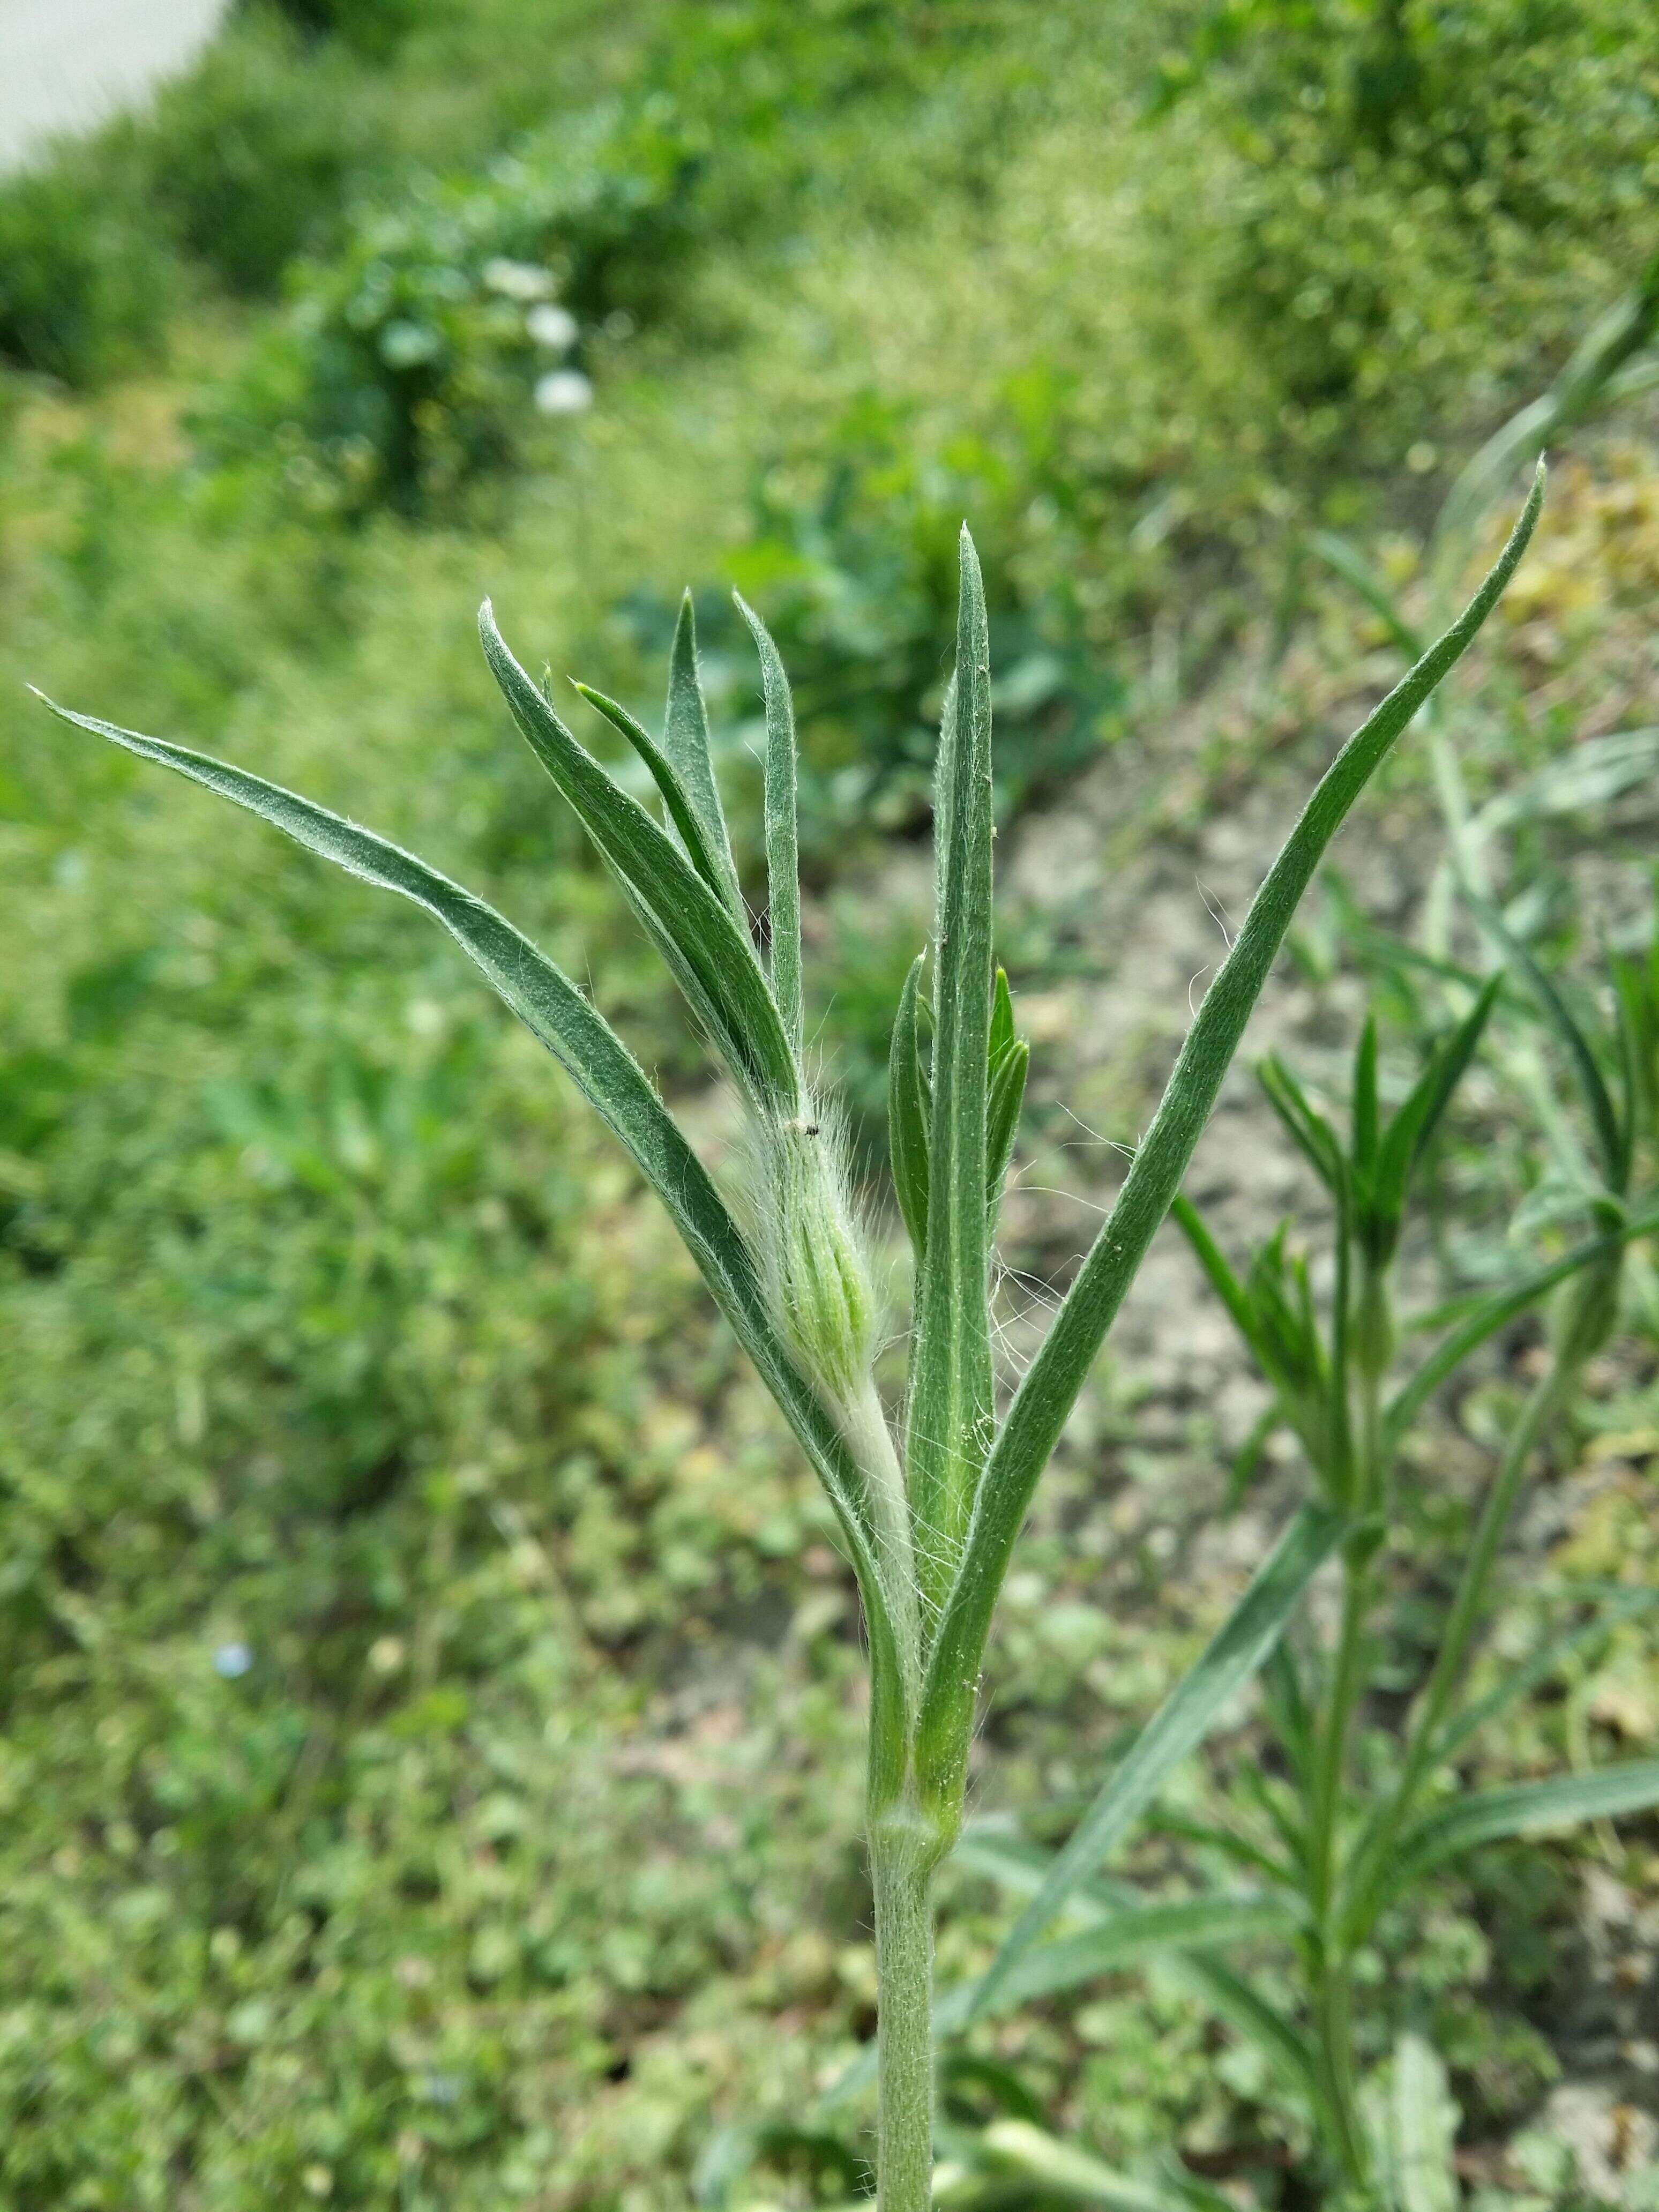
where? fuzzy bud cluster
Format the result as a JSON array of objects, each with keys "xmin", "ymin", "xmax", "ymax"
[{"xmin": 750, "ymin": 1105, "xmax": 879, "ymax": 1412}]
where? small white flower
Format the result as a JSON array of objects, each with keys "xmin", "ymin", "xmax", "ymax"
[
  {"xmin": 213, "ymin": 1641, "xmax": 253, "ymax": 1679},
  {"xmin": 534, "ymin": 369, "xmax": 594, "ymax": 416},
  {"xmin": 525, "ymin": 302, "xmax": 578, "ymax": 351},
  {"xmin": 481, "ymin": 256, "xmax": 552, "ymax": 301}
]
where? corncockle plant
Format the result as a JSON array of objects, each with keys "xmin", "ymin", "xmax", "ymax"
[{"xmin": 36, "ymin": 472, "xmax": 1543, "ymax": 2212}]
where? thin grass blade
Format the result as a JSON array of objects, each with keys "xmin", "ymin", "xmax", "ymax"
[
  {"xmin": 826, "ymin": 1825, "xmax": 1319, "ymax": 2117},
  {"xmin": 1470, "ymin": 724, "xmax": 1659, "ymax": 842},
  {"xmin": 955, "ymin": 1828, "xmax": 1322, "ymax": 2113},
  {"xmin": 1307, "ymin": 529, "xmax": 1427, "ymax": 660},
  {"xmin": 1171, "ymin": 1197, "xmax": 1269, "ymax": 1365},
  {"xmin": 990, "ymin": 965, "xmax": 1017, "ymax": 1063},
  {"xmin": 1227, "ymin": 1402, "xmax": 1279, "ymax": 1509},
  {"xmin": 1352, "ymin": 1017, "xmax": 1379, "ymax": 1180},
  {"xmin": 1376, "ymin": 976, "xmax": 1501, "ymax": 1191},
  {"xmin": 693, "ymin": 2123, "xmax": 872, "ymax": 2212},
  {"xmin": 1259, "ymin": 1055, "xmax": 1346, "ymax": 1194}
]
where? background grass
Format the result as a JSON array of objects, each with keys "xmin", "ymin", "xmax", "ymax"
[{"xmin": 3, "ymin": 1, "xmax": 1659, "ymax": 2204}]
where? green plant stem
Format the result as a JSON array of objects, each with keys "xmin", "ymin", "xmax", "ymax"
[
  {"xmin": 848, "ymin": 1385, "xmax": 936, "ymax": 2212},
  {"xmin": 1303, "ymin": 1270, "xmax": 1388, "ymax": 2186},
  {"xmin": 870, "ymin": 1828, "xmax": 936, "ymax": 2212},
  {"xmin": 1303, "ymin": 1543, "xmax": 1373, "ymax": 2186},
  {"xmin": 845, "ymin": 1382, "xmax": 924, "ymax": 1710},
  {"xmin": 1309, "ymin": 1946, "xmax": 1365, "ymax": 2187},
  {"xmin": 1343, "ymin": 1351, "xmax": 1572, "ymax": 1939},
  {"xmin": 1405, "ymin": 1359, "xmax": 1566, "ymax": 1770},
  {"xmin": 1307, "ymin": 1554, "xmax": 1369, "ymax": 1926}
]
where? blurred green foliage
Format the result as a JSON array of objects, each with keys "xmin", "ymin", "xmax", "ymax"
[
  {"xmin": 255, "ymin": 0, "xmax": 426, "ymax": 57},
  {"xmin": 0, "ymin": 163, "xmax": 174, "ymax": 386},
  {"xmin": 210, "ymin": 100, "xmax": 700, "ymax": 507},
  {"xmin": 1162, "ymin": 0, "xmax": 1659, "ymax": 451},
  {"xmin": 617, "ymin": 390, "xmax": 1128, "ymax": 850},
  {"xmin": 145, "ymin": 9, "xmax": 381, "ymax": 295},
  {"xmin": 3, "ymin": 0, "xmax": 1659, "ymax": 2201}
]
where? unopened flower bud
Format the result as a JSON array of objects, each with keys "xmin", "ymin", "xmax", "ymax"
[{"xmin": 754, "ymin": 1109, "xmax": 879, "ymax": 1410}]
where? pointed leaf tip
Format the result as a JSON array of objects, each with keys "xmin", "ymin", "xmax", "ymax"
[
  {"xmin": 479, "ymin": 601, "xmax": 795, "ymax": 1112},
  {"xmin": 661, "ymin": 586, "xmax": 745, "ymax": 924}
]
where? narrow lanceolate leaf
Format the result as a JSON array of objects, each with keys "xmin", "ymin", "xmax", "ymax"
[
  {"xmin": 956, "ymin": 1835, "xmax": 1323, "ymax": 2109},
  {"xmin": 1258, "ymin": 1055, "xmax": 1346, "ymax": 1195},
  {"xmin": 964, "ymin": 1503, "xmax": 1346, "ymax": 2023},
  {"xmin": 1372, "ymin": 976, "xmax": 1501, "ymax": 1222},
  {"xmin": 966, "ymin": 2120, "xmax": 1236, "ymax": 2212},
  {"xmin": 1432, "ymin": 1588, "xmax": 1659, "ymax": 1765},
  {"xmin": 664, "ymin": 590, "xmax": 745, "ymax": 922},
  {"xmin": 735, "ymin": 593, "xmax": 803, "ymax": 1053},
  {"xmin": 954, "ymin": 1828, "xmax": 1323, "ymax": 2116},
  {"xmin": 1189, "ymin": 1959, "xmax": 1330, "ymax": 2117},
  {"xmin": 989, "ymin": 962, "xmax": 1016, "ymax": 1063},
  {"xmin": 916, "ymin": 467, "xmax": 1546, "ymax": 1811},
  {"xmin": 33, "ymin": 694, "xmax": 911, "ymax": 1800},
  {"xmin": 479, "ymin": 604, "xmax": 799, "ymax": 1118},
  {"xmin": 986, "ymin": 1039, "xmax": 1029, "ymax": 1234},
  {"xmin": 1171, "ymin": 1199, "xmax": 1269, "ymax": 1369},
  {"xmin": 1351, "ymin": 1017, "xmax": 1379, "ymax": 1180},
  {"xmin": 1381, "ymin": 1197, "xmax": 1659, "ymax": 1455},
  {"xmin": 932, "ymin": 1893, "xmax": 1299, "ymax": 2034},
  {"xmin": 1359, "ymin": 1759, "xmax": 1659, "ymax": 1926},
  {"xmin": 1472, "ymin": 891, "xmax": 1624, "ymax": 1190},
  {"xmin": 1307, "ymin": 529, "xmax": 1427, "ymax": 661},
  {"xmin": 693, "ymin": 2123, "xmax": 871, "ymax": 2212},
  {"xmin": 906, "ymin": 527, "xmax": 998, "ymax": 1610},
  {"xmin": 986, "ymin": 969, "xmax": 1028, "ymax": 1235},
  {"xmin": 888, "ymin": 951, "xmax": 932, "ymax": 1259},
  {"xmin": 569, "ymin": 682, "xmax": 734, "ymax": 911}
]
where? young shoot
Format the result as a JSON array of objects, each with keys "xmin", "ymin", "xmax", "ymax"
[{"xmin": 37, "ymin": 472, "xmax": 1544, "ymax": 2212}]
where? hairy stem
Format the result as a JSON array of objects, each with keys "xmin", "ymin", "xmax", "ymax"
[
  {"xmin": 871, "ymin": 1828, "xmax": 935, "ymax": 2212},
  {"xmin": 844, "ymin": 1381, "xmax": 923, "ymax": 1711}
]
